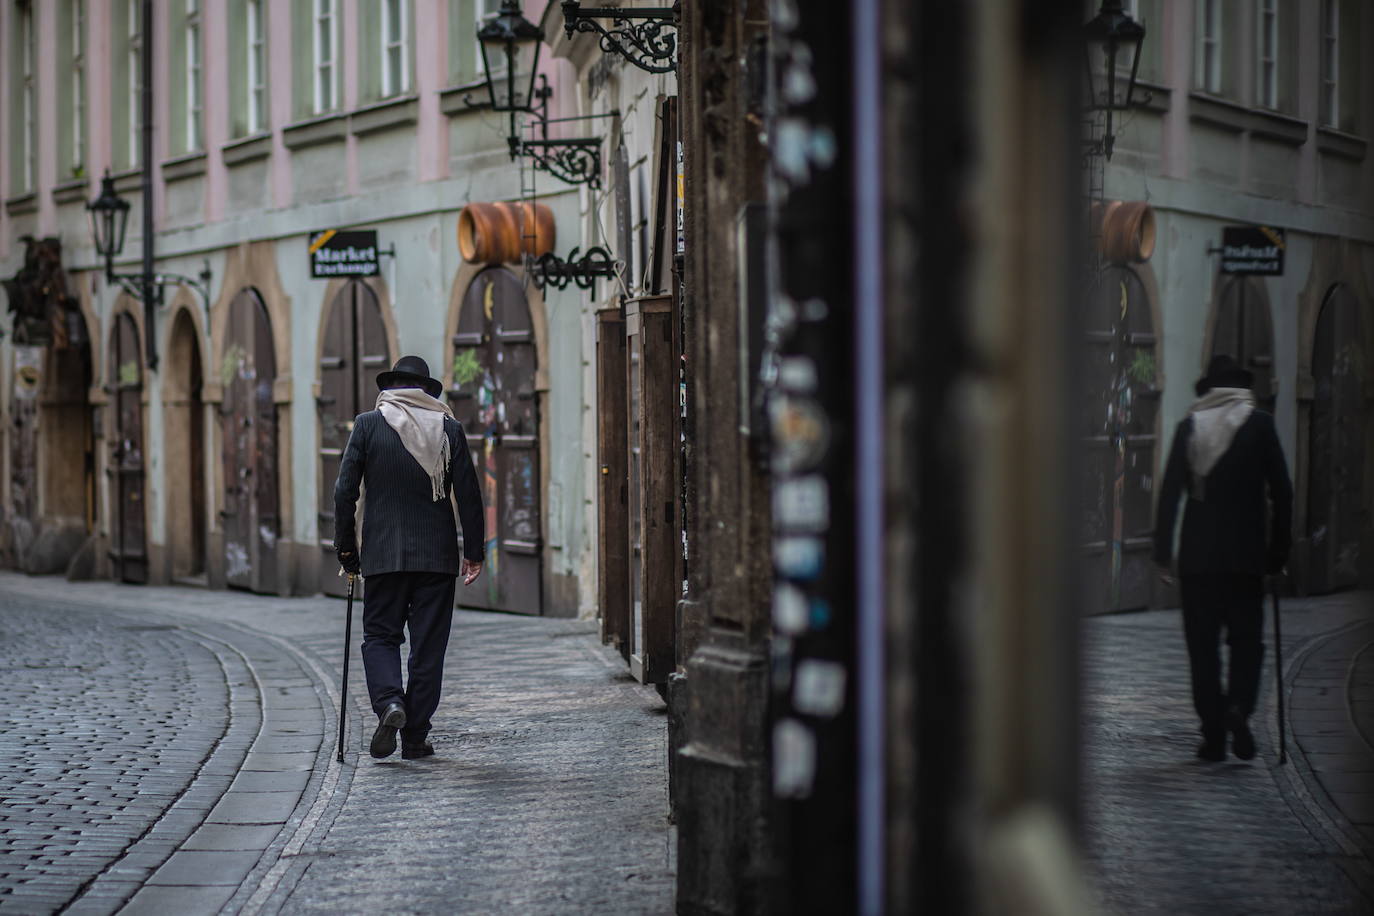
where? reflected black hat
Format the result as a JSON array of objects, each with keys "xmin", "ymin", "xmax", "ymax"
[
  {"xmin": 376, "ymin": 355, "xmax": 444, "ymax": 399},
  {"xmin": 1194, "ymin": 354, "xmax": 1254, "ymax": 396}
]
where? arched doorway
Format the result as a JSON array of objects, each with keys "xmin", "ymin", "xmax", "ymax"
[
  {"xmin": 109, "ymin": 311, "xmax": 147, "ymax": 584},
  {"xmin": 165, "ymin": 309, "xmax": 206, "ymax": 581},
  {"xmin": 318, "ymin": 279, "xmax": 393, "ymax": 596},
  {"xmin": 1082, "ymin": 265, "xmax": 1159, "ymax": 612},
  {"xmin": 448, "ymin": 267, "xmax": 542, "ymax": 614},
  {"xmin": 221, "ymin": 288, "xmax": 280, "ymax": 594},
  {"xmin": 1210, "ymin": 276, "xmax": 1276, "ymax": 412},
  {"xmin": 1306, "ymin": 284, "xmax": 1366, "ymax": 593}
]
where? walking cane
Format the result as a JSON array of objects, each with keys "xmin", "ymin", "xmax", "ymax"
[
  {"xmin": 1271, "ymin": 576, "xmax": 1287, "ymax": 765},
  {"xmin": 337, "ymin": 571, "xmax": 356, "ymax": 763}
]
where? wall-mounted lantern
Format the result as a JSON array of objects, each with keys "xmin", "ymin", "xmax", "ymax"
[
  {"xmin": 1083, "ymin": 0, "xmax": 1147, "ymax": 160},
  {"xmin": 475, "ymin": 0, "xmax": 607, "ymax": 188},
  {"xmin": 560, "ymin": 0, "xmax": 679, "ymax": 74}
]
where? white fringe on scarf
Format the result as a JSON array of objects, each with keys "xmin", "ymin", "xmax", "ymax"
[
  {"xmin": 376, "ymin": 388, "xmax": 454, "ymax": 501},
  {"xmin": 1186, "ymin": 386, "xmax": 1254, "ymax": 500}
]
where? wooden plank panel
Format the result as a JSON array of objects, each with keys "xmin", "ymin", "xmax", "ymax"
[{"xmin": 597, "ymin": 307, "xmax": 631, "ymax": 657}]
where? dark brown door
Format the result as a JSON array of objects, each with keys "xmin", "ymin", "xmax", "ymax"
[
  {"xmin": 1083, "ymin": 266, "xmax": 1159, "ymax": 612},
  {"xmin": 221, "ymin": 289, "xmax": 280, "ymax": 594},
  {"xmin": 596, "ymin": 307, "xmax": 631, "ymax": 659},
  {"xmin": 447, "ymin": 267, "xmax": 541, "ymax": 614},
  {"xmin": 1307, "ymin": 285, "xmax": 1365, "ymax": 593},
  {"xmin": 318, "ymin": 280, "xmax": 391, "ymax": 596},
  {"xmin": 1212, "ymin": 277, "xmax": 1277, "ymax": 412},
  {"xmin": 108, "ymin": 312, "xmax": 147, "ymax": 584}
]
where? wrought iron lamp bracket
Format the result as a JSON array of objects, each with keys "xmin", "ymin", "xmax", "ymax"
[
  {"xmin": 530, "ymin": 246, "xmax": 619, "ymax": 291},
  {"xmin": 561, "ymin": 1, "xmax": 680, "ymax": 74},
  {"xmin": 108, "ymin": 259, "xmax": 213, "ymax": 316},
  {"xmin": 520, "ymin": 138, "xmax": 604, "ymax": 189}
]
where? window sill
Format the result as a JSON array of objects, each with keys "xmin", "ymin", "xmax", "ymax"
[
  {"xmin": 1133, "ymin": 79, "xmax": 1171, "ymax": 114},
  {"xmin": 1248, "ymin": 107, "xmax": 1308, "ymax": 146},
  {"xmin": 52, "ymin": 178, "xmax": 91, "ymax": 205},
  {"xmin": 112, "ymin": 169, "xmax": 144, "ymax": 194},
  {"xmin": 1188, "ymin": 92, "xmax": 1250, "ymax": 133},
  {"xmin": 282, "ymin": 113, "xmax": 349, "ymax": 151},
  {"xmin": 4, "ymin": 192, "xmax": 37, "ymax": 216},
  {"xmin": 350, "ymin": 95, "xmax": 419, "ymax": 138},
  {"xmin": 439, "ymin": 80, "xmax": 492, "ymax": 117},
  {"xmin": 1316, "ymin": 127, "xmax": 1367, "ymax": 162},
  {"xmin": 223, "ymin": 132, "xmax": 273, "ymax": 166},
  {"xmin": 162, "ymin": 151, "xmax": 208, "ymax": 182}
]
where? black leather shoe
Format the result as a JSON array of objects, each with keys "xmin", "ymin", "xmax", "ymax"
[
  {"xmin": 1227, "ymin": 709, "xmax": 1256, "ymax": 760},
  {"xmin": 401, "ymin": 741, "xmax": 435, "ymax": 760},
  {"xmin": 370, "ymin": 703, "xmax": 407, "ymax": 759}
]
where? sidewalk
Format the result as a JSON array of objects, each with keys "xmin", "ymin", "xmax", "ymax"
[
  {"xmin": 1083, "ymin": 589, "xmax": 1374, "ymax": 914},
  {"xmin": 0, "ymin": 572, "xmax": 674, "ymax": 914}
]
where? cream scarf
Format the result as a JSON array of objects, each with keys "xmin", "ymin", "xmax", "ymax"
[
  {"xmin": 1186, "ymin": 386, "xmax": 1254, "ymax": 499},
  {"xmin": 376, "ymin": 388, "xmax": 454, "ymax": 501}
]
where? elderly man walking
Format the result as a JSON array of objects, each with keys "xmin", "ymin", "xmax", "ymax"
[
  {"xmin": 1154, "ymin": 354, "xmax": 1292, "ymax": 762},
  {"xmin": 334, "ymin": 355, "xmax": 485, "ymax": 760}
]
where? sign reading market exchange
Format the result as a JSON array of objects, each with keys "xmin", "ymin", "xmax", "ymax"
[
  {"xmin": 1220, "ymin": 225, "xmax": 1285, "ymax": 276},
  {"xmin": 309, "ymin": 229, "xmax": 380, "ymax": 278}
]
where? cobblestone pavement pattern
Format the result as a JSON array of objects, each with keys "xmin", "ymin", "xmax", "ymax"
[
  {"xmin": 1084, "ymin": 593, "xmax": 1374, "ymax": 915},
  {"xmin": 0, "ymin": 573, "xmax": 672, "ymax": 914},
  {"xmin": 0, "ymin": 594, "xmax": 229, "ymax": 913}
]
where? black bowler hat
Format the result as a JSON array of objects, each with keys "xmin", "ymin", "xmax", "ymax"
[
  {"xmin": 1194, "ymin": 354, "xmax": 1254, "ymax": 396},
  {"xmin": 376, "ymin": 355, "xmax": 444, "ymax": 399}
]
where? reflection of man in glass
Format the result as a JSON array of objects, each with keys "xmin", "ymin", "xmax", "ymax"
[{"xmin": 1154, "ymin": 355, "xmax": 1292, "ymax": 762}]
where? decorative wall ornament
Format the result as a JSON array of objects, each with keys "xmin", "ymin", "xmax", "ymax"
[{"xmin": 560, "ymin": 1, "xmax": 679, "ymax": 74}]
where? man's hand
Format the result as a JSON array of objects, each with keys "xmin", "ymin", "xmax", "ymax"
[
  {"xmin": 337, "ymin": 546, "xmax": 361, "ymax": 576},
  {"xmin": 461, "ymin": 557, "xmax": 483, "ymax": 586}
]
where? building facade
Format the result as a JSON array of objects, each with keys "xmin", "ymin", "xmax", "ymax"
[{"xmin": 0, "ymin": 0, "xmax": 597, "ymax": 616}]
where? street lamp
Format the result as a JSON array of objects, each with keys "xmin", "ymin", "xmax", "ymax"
[
  {"xmin": 473, "ymin": 0, "xmax": 607, "ymax": 189},
  {"xmin": 86, "ymin": 170, "xmax": 212, "ymax": 365},
  {"xmin": 1084, "ymin": 0, "xmax": 1147, "ymax": 160},
  {"xmin": 87, "ymin": 172, "xmax": 131, "ymax": 282}
]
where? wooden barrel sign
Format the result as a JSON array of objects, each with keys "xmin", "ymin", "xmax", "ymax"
[
  {"xmin": 457, "ymin": 202, "xmax": 556, "ymax": 265},
  {"xmin": 1094, "ymin": 199, "xmax": 1155, "ymax": 264}
]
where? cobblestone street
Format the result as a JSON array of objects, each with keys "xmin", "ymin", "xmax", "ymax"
[
  {"xmin": 1084, "ymin": 591, "xmax": 1374, "ymax": 915},
  {"xmin": 0, "ymin": 573, "xmax": 673, "ymax": 915}
]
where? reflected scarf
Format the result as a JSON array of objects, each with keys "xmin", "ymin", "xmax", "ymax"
[
  {"xmin": 1186, "ymin": 387, "xmax": 1254, "ymax": 500},
  {"xmin": 376, "ymin": 388, "xmax": 454, "ymax": 501}
]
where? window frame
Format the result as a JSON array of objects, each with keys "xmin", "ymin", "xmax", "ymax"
[
  {"xmin": 1320, "ymin": 0, "xmax": 1339, "ymax": 127},
  {"xmin": 19, "ymin": 0, "xmax": 37, "ymax": 190},
  {"xmin": 1256, "ymin": 0, "xmax": 1279, "ymax": 109},
  {"xmin": 313, "ymin": 0, "xmax": 338, "ymax": 114},
  {"xmin": 247, "ymin": 0, "xmax": 267, "ymax": 133},
  {"xmin": 1196, "ymin": 0, "xmax": 1223, "ymax": 94},
  {"xmin": 186, "ymin": 0, "xmax": 204, "ymax": 150},
  {"xmin": 128, "ymin": 0, "xmax": 142, "ymax": 166},
  {"xmin": 381, "ymin": 0, "xmax": 410, "ymax": 97},
  {"xmin": 71, "ymin": 0, "xmax": 87, "ymax": 177}
]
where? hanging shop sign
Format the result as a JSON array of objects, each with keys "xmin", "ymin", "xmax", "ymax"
[
  {"xmin": 1220, "ymin": 226, "xmax": 1285, "ymax": 276},
  {"xmin": 309, "ymin": 229, "xmax": 380, "ymax": 278}
]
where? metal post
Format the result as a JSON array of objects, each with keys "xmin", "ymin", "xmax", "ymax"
[
  {"xmin": 141, "ymin": 0, "xmax": 157, "ymax": 371},
  {"xmin": 852, "ymin": 0, "xmax": 884, "ymax": 910}
]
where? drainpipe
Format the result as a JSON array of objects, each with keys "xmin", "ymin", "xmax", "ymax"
[{"xmin": 142, "ymin": 0, "xmax": 157, "ymax": 371}]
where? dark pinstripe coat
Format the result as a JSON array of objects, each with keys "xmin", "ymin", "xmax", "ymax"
[{"xmin": 333, "ymin": 410, "xmax": 485, "ymax": 577}]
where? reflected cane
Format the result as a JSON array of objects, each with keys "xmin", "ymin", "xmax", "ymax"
[
  {"xmin": 337, "ymin": 570, "xmax": 356, "ymax": 763},
  {"xmin": 1271, "ymin": 577, "xmax": 1286, "ymax": 765}
]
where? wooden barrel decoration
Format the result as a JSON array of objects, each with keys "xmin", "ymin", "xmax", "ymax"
[
  {"xmin": 1100, "ymin": 200, "xmax": 1155, "ymax": 264},
  {"xmin": 457, "ymin": 201, "xmax": 557, "ymax": 265}
]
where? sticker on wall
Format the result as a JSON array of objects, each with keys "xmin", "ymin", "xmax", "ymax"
[
  {"xmin": 769, "ymin": 394, "xmax": 830, "ymax": 474},
  {"xmin": 774, "ymin": 474, "xmax": 830, "ymax": 533},
  {"xmin": 774, "ymin": 536, "xmax": 824, "ymax": 581},
  {"xmin": 792, "ymin": 659, "xmax": 847, "ymax": 718},
  {"xmin": 773, "ymin": 582, "xmax": 809, "ymax": 634},
  {"xmin": 772, "ymin": 718, "xmax": 816, "ymax": 799}
]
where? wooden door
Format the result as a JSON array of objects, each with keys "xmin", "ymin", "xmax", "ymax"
[
  {"xmin": 166, "ymin": 311, "xmax": 206, "ymax": 579},
  {"xmin": 626, "ymin": 295, "xmax": 677, "ymax": 684},
  {"xmin": 108, "ymin": 312, "xmax": 147, "ymax": 584},
  {"xmin": 1307, "ymin": 285, "xmax": 1366, "ymax": 592},
  {"xmin": 1083, "ymin": 267, "xmax": 1159, "ymax": 612},
  {"xmin": 221, "ymin": 289, "xmax": 280, "ymax": 593},
  {"xmin": 447, "ymin": 268, "xmax": 542, "ymax": 614},
  {"xmin": 318, "ymin": 280, "xmax": 391, "ymax": 596},
  {"xmin": 1212, "ymin": 277, "xmax": 1277, "ymax": 412},
  {"xmin": 596, "ymin": 307, "xmax": 631, "ymax": 658}
]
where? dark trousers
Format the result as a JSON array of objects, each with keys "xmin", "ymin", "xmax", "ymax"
[
  {"xmin": 361, "ymin": 571, "xmax": 456, "ymax": 743},
  {"xmin": 1179, "ymin": 573, "xmax": 1265, "ymax": 738}
]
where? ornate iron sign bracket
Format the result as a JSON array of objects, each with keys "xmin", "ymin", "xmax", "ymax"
[
  {"xmin": 530, "ymin": 246, "xmax": 618, "ymax": 291},
  {"xmin": 520, "ymin": 138, "xmax": 604, "ymax": 189},
  {"xmin": 561, "ymin": 1, "xmax": 679, "ymax": 74}
]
